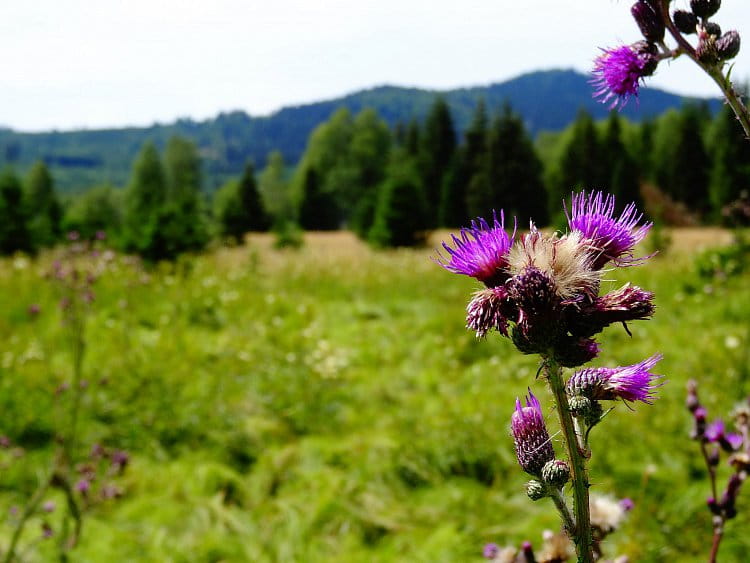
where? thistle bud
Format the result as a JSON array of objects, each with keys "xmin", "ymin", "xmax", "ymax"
[
  {"xmin": 690, "ymin": 0, "xmax": 721, "ymax": 20},
  {"xmin": 717, "ymin": 30, "xmax": 741, "ymax": 61},
  {"xmin": 674, "ymin": 10, "xmax": 698, "ymax": 34},
  {"xmin": 632, "ymin": 1, "xmax": 665, "ymax": 42},
  {"xmin": 696, "ymin": 28, "xmax": 720, "ymax": 65},
  {"xmin": 707, "ymin": 445, "xmax": 720, "ymax": 467},
  {"xmin": 526, "ymin": 479, "xmax": 547, "ymax": 501},
  {"xmin": 568, "ymin": 395, "xmax": 591, "ymax": 417},
  {"xmin": 542, "ymin": 459, "xmax": 571, "ymax": 488},
  {"xmin": 703, "ymin": 22, "xmax": 721, "ymax": 37},
  {"xmin": 512, "ymin": 391, "xmax": 556, "ymax": 476},
  {"xmin": 553, "ymin": 337, "xmax": 600, "ymax": 368}
]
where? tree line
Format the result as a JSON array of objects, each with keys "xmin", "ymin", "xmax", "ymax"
[{"xmin": 1, "ymin": 98, "xmax": 748, "ymax": 259}]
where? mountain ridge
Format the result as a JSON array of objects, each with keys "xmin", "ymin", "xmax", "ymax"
[{"xmin": 0, "ymin": 69, "xmax": 721, "ymax": 192}]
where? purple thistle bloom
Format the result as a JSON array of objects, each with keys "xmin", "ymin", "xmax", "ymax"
[
  {"xmin": 466, "ymin": 287, "xmax": 515, "ymax": 338},
  {"xmin": 511, "ymin": 390, "xmax": 555, "ymax": 476},
  {"xmin": 620, "ymin": 498, "xmax": 635, "ymax": 512},
  {"xmin": 591, "ymin": 42, "xmax": 658, "ymax": 109},
  {"xmin": 567, "ymin": 354, "xmax": 664, "ymax": 405},
  {"xmin": 435, "ymin": 211, "xmax": 515, "ymax": 287},
  {"xmin": 567, "ymin": 191, "xmax": 653, "ymax": 269},
  {"xmin": 705, "ymin": 419, "xmax": 744, "ymax": 452}
]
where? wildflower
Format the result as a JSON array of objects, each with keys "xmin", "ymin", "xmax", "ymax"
[
  {"xmin": 75, "ymin": 479, "xmax": 91, "ymax": 494},
  {"xmin": 717, "ymin": 30, "xmax": 741, "ymax": 61},
  {"xmin": 673, "ymin": 10, "xmax": 698, "ymax": 34},
  {"xmin": 566, "ymin": 191, "xmax": 653, "ymax": 269},
  {"xmin": 567, "ymin": 354, "xmax": 663, "ymax": 405},
  {"xmin": 590, "ymin": 495, "xmax": 630, "ymax": 533},
  {"xmin": 110, "ymin": 450, "xmax": 130, "ymax": 472},
  {"xmin": 41, "ymin": 522, "xmax": 53, "ymax": 539},
  {"xmin": 511, "ymin": 391, "xmax": 555, "ymax": 476},
  {"xmin": 483, "ymin": 543, "xmax": 500, "ymax": 559},
  {"xmin": 591, "ymin": 42, "xmax": 658, "ymax": 109},
  {"xmin": 705, "ymin": 419, "xmax": 743, "ymax": 452},
  {"xmin": 435, "ymin": 211, "xmax": 514, "ymax": 287},
  {"xmin": 690, "ymin": 0, "xmax": 721, "ymax": 19},
  {"xmin": 42, "ymin": 501, "xmax": 56, "ymax": 513},
  {"xmin": 466, "ymin": 287, "xmax": 515, "ymax": 337},
  {"xmin": 27, "ymin": 304, "xmax": 41, "ymax": 317}
]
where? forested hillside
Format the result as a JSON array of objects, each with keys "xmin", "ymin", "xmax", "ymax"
[{"xmin": 0, "ymin": 69, "xmax": 720, "ymax": 192}]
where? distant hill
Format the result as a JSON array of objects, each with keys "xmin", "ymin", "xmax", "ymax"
[{"xmin": 0, "ymin": 69, "xmax": 721, "ymax": 192}]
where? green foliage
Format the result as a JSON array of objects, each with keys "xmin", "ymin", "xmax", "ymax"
[
  {"xmin": 368, "ymin": 155, "xmax": 427, "ymax": 247},
  {"xmin": 1, "ymin": 233, "xmax": 749, "ymax": 560},
  {"xmin": 62, "ymin": 185, "xmax": 123, "ymax": 240},
  {"xmin": 653, "ymin": 105, "xmax": 711, "ymax": 215},
  {"xmin": 298, "ymin": 167, "xmax": 340, "ymax": 231},
  {"xmin": 24, "ymin": 161, "xmax": 61, "ymax": 247},
  {"xmin": 463, "ymin": 99, "xmax": 491, "ymax": 219},
  {"xmin": 0, "ymin": 168, "xmax": 33, "ymax": 254},
  {"xmin": 122, "ymin": 142, "xmax": 167, "ymax": 253},
  {"xmin": 707, "ymin": 106, "xmax": 750, "ymax": 221},
  {"xmin": 213, "ymin": 162, "xmax": 269, "ymax": 241}
]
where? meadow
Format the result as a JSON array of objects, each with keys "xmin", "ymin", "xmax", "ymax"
[{"xmin": 0, "ymin": 229, "xmax": 748, "ymax": 562}]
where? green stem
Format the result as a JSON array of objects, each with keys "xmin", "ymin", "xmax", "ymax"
[
  {"xmin": 545, "ymin": 360, "xmax": 594, "ymax": 563},
  {"xmin": 548, "ymin": 487, "xmax": 576, "ymax": 537},
  {"xmin": 3, "ymin": 477, "xmax": 52, "ymax": 563}
]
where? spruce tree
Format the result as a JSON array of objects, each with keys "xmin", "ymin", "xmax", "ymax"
[
  {"xmin": 122, "ymin": 141, "xmax": 167, "ymax": 255},
  {"xmin": 0, "ymin": 168, "xmax": 33, "ymax": 254},
  {"xmin": 463, "ymin": 99, "xmax": 491, "ymax": 219},
  {"xmin": 62, "ymin": 185, "xmax": 123, "ymax": 240},
  {"xmin": 419, "ymin": 97, "xmax": 456, "ymax": 225},
  {"xmin": 214, "ymin": 161, "xmax": 268, "ymax": 241},
  {"xmin": 708, "ymin": 105, "xmax": 750, "ymax": 220},
  {"xmin": 487, "ymin": 104, "xmax": 548, "ymax": 226},
  {"xmin": 25, "ymin": 161, "xmax": 62, "ymax": 247},
  {"xmin": 298, "ymin": 167, "xmax": 340, "ymax": 230},
  {"xmin": 368, "ymin": 155, "xmax": 427, "ymax": 247},
  {"xmin": 601, "ymin": 112, "xmax": 641, "ymax": 207}
]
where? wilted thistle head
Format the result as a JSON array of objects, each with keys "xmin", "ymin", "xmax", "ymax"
[
  {"xmin": 567, "ymin": 354, "xmax": 664, "ymax": 405},
  {"xmin": 591, "ymin": 41, "xmax": 658, "ymax": 109},
  {"xmin": 435, "ymin": 210, "xmax": 514, "ymax": 287},
  {"xmin": 511, "ymin": 391, "xmax": 555, "ymax": 476},
  {"xmin": 566, "ymin": 191, "xmax": 653, "ymax": 269}
]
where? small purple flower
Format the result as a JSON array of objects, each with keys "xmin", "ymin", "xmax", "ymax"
[
  {"xmin": 512, "ymin": 390, "xmax": 555, "ymax": 476},
  {"xmin": 567, "ymin": 354, "xmax": 664, "ymax": 405},
  {"xmin": 27, "ymin": 304, "xmax": 41, "ymax": 317},
  {"xmin": 75, "ymin": 479, "xmax": 91, "ymax": 494},
  {"xmin": 42, "ymin": 500, "xmax": 56, "ymax": 513},
  {"xmin": 620, "ymin": 497, "xmax": 635, "ymax": 512},
  {"xmin": 705, "ymin": 419, "xmax": 744, "ymax": 452},
  {"xmin": 483, "ymin": 542, "xmax": 500, "ymax": 559},
  {"xmin": 567, "ymin": 191, "xmax": 653, "ymax": 269},
  {"xmin": 41, "ymin": 522, "xmax": 53, "ymax": 539},
  {"xmin": 466, "ymin": 287, "xmax": 514, "ymax": 338},
  {"xmin": 591, "ymin": 42, "xmax": 658, "ymax": 109},
  {"xmin": 567, "ymin": 283, "xmax": 655, "ymax": 338},
  {"xmin": 435, "ymin": 211, "xmax": 515, "ymax": 287},
  {"xmin": 110, "ymin": 450, "xmax": 130, "ymax": 472}
]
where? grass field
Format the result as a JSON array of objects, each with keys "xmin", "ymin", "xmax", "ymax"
[{"xmin": 0, "ymin": 228, "xmax": 748, "ymax": 562}]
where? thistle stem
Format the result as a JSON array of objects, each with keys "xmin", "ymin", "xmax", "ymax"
[
  {"xmin": 549, "ymin": 487, "xmax": 576, "ymax": 537},
  {"xmin": 545, "ymin": 360, "xmax": 594, "ymax": 563}
]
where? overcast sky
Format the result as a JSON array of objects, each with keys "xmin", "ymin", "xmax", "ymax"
[{"xmin": 2, "ymin": 0, "xmax": 748, "ymax": 132}]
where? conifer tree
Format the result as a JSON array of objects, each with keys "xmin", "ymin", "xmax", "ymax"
[
  {"xmin": 62, "ymin": 185, "xmax": 123, "ymax": 240},
  {"xmin": 298, "ymin": 167, "xmax": 340, "ymax": 230},
  {"xmin": 487, "ymin": 104, "xmax": 548, "ymax": 226},
  {"xmin": 368, "ymin": 155, "xmax": 427, "ymax": 247},
  {"xmin": 25, "ymin": 161, "xmax": 61, "ymax": 247},
  {"xmin": 214, "ymin": 161, "xmax": 269, "ymax": 241},
  {"xmin": 601, "ymin": 112, "xmax": 641, "ymax": 208},
  {"xmin": 122, "ymin": 141, "xmax": 167, "ymax": 256},
  {"xmin": 419, "ymin": 97, "xmax": 456, "ymax": 225},
  {"xmin": 0, "ymin": 168, "xmax": 33, "ymax": 254},
  {"xmin": 708, "ymin": 105, "xmax": 750, "ymax": 220},
  {"xmin": 463, "ymin": 99, "xmax": 491, "ymax": 219}
]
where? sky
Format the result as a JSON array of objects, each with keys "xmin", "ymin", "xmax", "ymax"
[{"xmin": 2, "ymin": 0, "xmax": 748, "ymax": 132}]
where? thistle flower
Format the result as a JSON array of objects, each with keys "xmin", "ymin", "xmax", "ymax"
[
  {"xmin": 566, "ymin": 191, "xmax": 653, "ymax": 269},
  {"xmin": 511, "ymin": 391, "xmax": 555, "ymax": 476},
  {"xmin": 591, "ymin": 41, "xmax": 658, "ymax": 109},
  {"xmin": 631, "ymin": 0, "xmax": 665, "ymax": 43},
  {"xmin": 435, "ymin": 211, "xmax": 514, "ymax": 287},
  {"xmin": 567, "ymin": 354, "xmax": 663, "ymax": 405},
  {"xmin": 466, "ymin": 287, "xmax": 516, "ymax": 337},
  {"xmin": 705, "ymin": 419, "xmax": 743, "ymax": 452}
]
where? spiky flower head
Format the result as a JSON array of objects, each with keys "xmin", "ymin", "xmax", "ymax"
[
  {"xmin": 542, "ymin": 459, "xmax": 571, "ymax": 488},
  {"xmin": 567, "ymin": 354, "xmax": 663, "ymax": 405},
  {"xmin": 435, "ymin": 211, "xmax": 514, "ymax": 287},
  {"xmin": 526, "ymin": 479, "xmax": 547, "ymax": 501},
  {"xmin": 567, "ymin": 191, "xmax": 653, "ymax": 269},
  {"xmin": 592, "ymin": 41, "xmax": 658, "ymax": 109},
  {"xmin": 511, "ymin": 391, "xmax": 555, "ymax": 476},
  {"xmin": 674, "ymin": 9, "xmax": 699, "ymax": 34},
  {"xmin": 717, "ymin": 30, "xmax": 741, "ymax": 61},
  {"xmin": 466, "ymin": 286, "xmax": 516, "ymax": 338}
]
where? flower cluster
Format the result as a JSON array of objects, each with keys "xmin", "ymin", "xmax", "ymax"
[
  {"xmin": 437, "ymin": 191, "xmax": 655, "ymax": 368},
  {"xmin": 687, "ymin": 380, "xmax": 749, "ymax": 522},
  {"xmin": 592, "ymin": 0, "xmax": 741, "ymax": 108},
  {"xmin": 438, "ymin": 192, "xmax": 662, "ymax": 560}
]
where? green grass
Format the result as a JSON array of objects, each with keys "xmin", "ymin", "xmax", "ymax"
[{"xmin": 0, "ymin": 231, "xmax": 748, "ymax": 561}]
